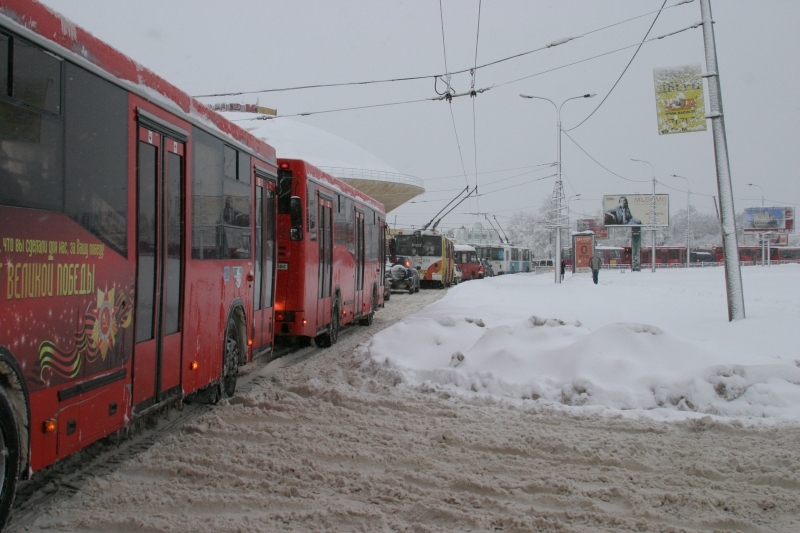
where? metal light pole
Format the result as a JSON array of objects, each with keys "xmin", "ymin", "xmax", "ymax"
[
  {"xmin": 700, "ymin": 0, "xmax": 744, "ymax": 321},
  {"xmin": 520, "ymin": 93, "xmax": 595, "ymax": 284},
  {"xmin": 747, "ymin": 183, "xmax": 765, "ymax": 265},
  {"xmin": 671, "ymin": 174, "xmax": 691, "ymax": 268},
  {"xmin": 567, "ymin": 193, "xmax": 581, "ymax": 259},
  {"xmin": 747, "ymin": 183, "xmax": 764, "ymax": 207},
  {"xmin": 631, "ymin": 158, "xmax": 657, "ymax": 272}
]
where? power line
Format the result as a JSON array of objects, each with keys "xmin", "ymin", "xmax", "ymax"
[
  {"xmin": 565, "ymin": 0, "xmax": 669, "ymax": 132},
  {"xmin": 192, "ymin": 1, "xmax": 696, "ymax": 99},
  {"xmin": 231, "ymin": 97, "xmax": 433, "ymax": 121},
  {"xmin": 472, "ymin": 0, "xmax": 483, "ymax": 212},
  {"xmin": 439, "ymin": 0, "xmax": 471, "ymax": 191},
  {"xmin": 561, "ymin": 130, "xmax": 648, "ymax": 183}
]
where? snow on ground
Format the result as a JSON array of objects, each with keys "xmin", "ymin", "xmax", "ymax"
[
  {"xmin": 371, "ymin": 264, "xmax": 800, "ymax": 421},
  {"xmin": 20, "ymin": 267, "xmax": 800, "ymax": 533}
]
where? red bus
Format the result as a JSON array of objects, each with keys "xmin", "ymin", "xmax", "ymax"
[
  {"xmin": 454, "ymin": 244, "xmax": 484, "ymax": 280},
  {"xmin": 0, "ymin": 0, "xmax": 281, "ymax": 524},
  {"xmin": 714, "ymin": 246, "xmax": 800, "ymax": 264},
  {"xmin": 274, "ymin": 159, "xmax": 386, "ymax": 346}
]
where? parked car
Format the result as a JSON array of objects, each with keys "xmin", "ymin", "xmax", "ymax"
[
  {"xmin": 387, "ymin": 255, "xmax": 421, "ymax": 294},
  {"xmin": 453, "ymin": 264, "xmax": 463, "ymax": 284},
  {"xmin": 479, "ymin": 259, "xmax": 495, "ymax": 277}
]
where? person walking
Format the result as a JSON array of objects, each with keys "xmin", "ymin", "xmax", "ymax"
[
  {"xmin": 560, "ymin": 259, "xmax": 566, "ymax": 281},
  {"xmin": 589, "ymin": 253, "xmax": 602, "ymax": 284}
]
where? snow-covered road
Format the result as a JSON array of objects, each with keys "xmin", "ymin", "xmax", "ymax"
[{"xmin": 16, "ymin": 279, "xmax": 800, "ymax": 533}]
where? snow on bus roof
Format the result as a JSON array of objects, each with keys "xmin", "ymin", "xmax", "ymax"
[
  {"xmin": 455, "ymin": 244, "xmax": 477, "ymax": 252},
  {"xmin": 283, "ymin": 159, "xmax": 385, "ymax": 214},
  {"xmin": 0, "ymin": 0, "xmax": 276, "ymax": 164}
]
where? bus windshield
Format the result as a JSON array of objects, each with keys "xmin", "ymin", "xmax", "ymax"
[
  {"xmin": 394, "ymin": 235, "xmax": 442, "ymax": 256},
  {"xmin": 490, "ymin": 247, "xmax": 505, "ymax": 260}
]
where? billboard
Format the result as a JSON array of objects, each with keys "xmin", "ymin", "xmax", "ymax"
[
  {"xmin": 743, "ymin": 206, "xmax": 795, "ymax": 233},
  {"xmin": 653, "ymin": 64, "xmax": 707, "ymax": 135},
  {"xmin": 576, "ymin": 219, "xmax": 608, "ymax": 239},
  {"xmin": 603, "ymin": 194, "xmax": 669, "ymax": 227}
]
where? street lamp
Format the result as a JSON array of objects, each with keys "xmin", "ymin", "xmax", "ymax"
[
  {"xmin": 747, "ymin": 183, "xmax": 766, "ymax": 265},
  {"xmin": 630, "ymin": 158, "xmax": 657, "ymax": 273},
  {"xmin": 670, "ymin": 174, "xmax": 691, "ymax": 269},
  {"xmin": 746, "ymin": 183, "xmax": 764, "ymax": 206},
  {"xmin": 520, "ymin": 92, "xmax": 595, "ymax": 284}
]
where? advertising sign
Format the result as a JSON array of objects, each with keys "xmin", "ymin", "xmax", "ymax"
[
  {"xmin": 653, "ymin": 64, "xmax": 707, "ymax": 135},
  {"xmin": 743, "ymin": 207, "xmax": 794, "ymax": 233},
  {"xmin": 573, "ymin": 234, "xmax": 594, "ymax": 272},
  {"xmin": 603, "ymin": 194, "xmax": 669, "ymax": 227},
  {"xmin": 576, "ymin": 219, "xmax": 608, "ymax": 239}
]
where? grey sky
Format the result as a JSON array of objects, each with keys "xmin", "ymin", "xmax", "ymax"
[{"xmin": 39, "ymin": 0, "xmax": 800, "ymax": 232}]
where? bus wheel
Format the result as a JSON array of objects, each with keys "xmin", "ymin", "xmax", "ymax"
[
  {"xmin": 221, "ymin": 319, "xmax": 240, "ymax": 398},
  {"xmin": 360, "ymin": 291, "xmax": 376, "ymax": 326},
  {"xmin": 317, "ymin": 303, "xmax": 340, "ymax": 347},
  {"xmin": 0, "ymin": 387, "xmax": 20, "ymax": 530}
]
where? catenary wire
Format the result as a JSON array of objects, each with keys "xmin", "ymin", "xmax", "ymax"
[
  {"xmin": 192, "ymin": 1, "xmax": 694, "ymax": 98},
  {"xmin": 565, "ymin": 0, "xmax": 669, "ymax": 132}
]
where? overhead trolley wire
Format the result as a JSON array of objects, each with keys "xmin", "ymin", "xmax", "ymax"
[
  {"xmin": 471, "ymin": 0, "xmax": 483, "ymax": 211},
  {"xmin": 193, "ymin": 0, "xmax": 696, "ymax": 99},
  {"xmin": 565, "ymin": 0, "xmax": 669, "ymax": 132},
  {"xmin": 438, "ymin": 0, "xmax": 471, "ymax": 191}
]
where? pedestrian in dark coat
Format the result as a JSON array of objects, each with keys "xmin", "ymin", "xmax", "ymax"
[
  {"xmin": 560, "ymin": 259, "xmax": 566, "ymax": 281},
  {"xmin": 589, "ymin": 254, "xmax": 602, "ymax": 284}
]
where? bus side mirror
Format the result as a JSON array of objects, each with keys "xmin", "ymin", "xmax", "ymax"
[{"xmin": 289, "ymin": 196, "xmax": 303, "ymax": 241}]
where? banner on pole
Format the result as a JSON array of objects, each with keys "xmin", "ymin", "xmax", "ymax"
[{"xmin": 653, "ymin": 64, "xmax": 707, "ymax": 135}]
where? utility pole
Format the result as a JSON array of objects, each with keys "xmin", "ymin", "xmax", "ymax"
[
  {"xmin": 701, "ymin": 0, "xmax": 745, "ymax": 320},
  {"xmin": 520, "ymin": 93, "xmax": 595, "ymax": 284}
]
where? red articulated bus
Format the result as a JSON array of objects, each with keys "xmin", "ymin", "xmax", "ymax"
[
  {"xmin": 0, "ymin": 0, "xmax": 287, "ymax": 525},
  {"xmin": 274, "ymin": 159, "xmax": 386, "ymax": 346}
]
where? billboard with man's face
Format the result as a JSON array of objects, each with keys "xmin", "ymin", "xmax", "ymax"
[{"xmin": 602, "ymin": 194, "xmax": 669, "ymax": 227}]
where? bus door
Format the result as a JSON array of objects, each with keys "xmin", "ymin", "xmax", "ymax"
[
  {"xmin": 252, "ymin": 172, "xmax": 277, "ymax": 356},
  {"xmin": 316, "ymin": 196, "xmax": 333, "ymax": 328},
  {"xmin": 354, "ymin": 210, "xmax": 365, "ymax": 316},
  {"xmin": 133, "ymin": 125, "xmax": 184, "ymax": 414}
]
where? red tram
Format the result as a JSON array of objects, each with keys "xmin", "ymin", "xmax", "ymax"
[{"xmin": 274, "ymin": 160, "xmax": 385, "ymax": 345}]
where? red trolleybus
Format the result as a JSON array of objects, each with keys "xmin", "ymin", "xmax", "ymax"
[
  {"xmin": 0, "ymin": 0, "xmax": 278, "ymax": 523},
  {"xmin": 274, "ymin": 159, "xmax": 386, "ymax": 346},
  {"xmin": 393, "ymin": 230, "xmax": 455, "ymax": 288}
]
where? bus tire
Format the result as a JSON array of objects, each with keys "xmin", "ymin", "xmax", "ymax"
[
  {"xmin": 360, "ymin": 291, "xmax": 376, "ymax": 326},
  {"xmin": 221, "ymin": 319, "xmax": 240, "ymax": 398},
  {"xmin": 0, "ymin": 387, "xmax": 20, "ymax": 530},
  {"xmin": 316, "ymin": 302, "xmax": 340, "ymax": 347}
]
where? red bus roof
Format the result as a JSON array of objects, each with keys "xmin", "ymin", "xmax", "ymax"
[
  {"xmin": 0, "ymin": 0, "xmax": 276, "ymax": 164},
  {"xmin": 280, "ymin": 159, "xmax": 386, "ymax": 214}
]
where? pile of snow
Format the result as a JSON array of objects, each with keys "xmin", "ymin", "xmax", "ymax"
[{"xmin": 369, "ymin": 264, "xmax": 800, "ymax": 421}]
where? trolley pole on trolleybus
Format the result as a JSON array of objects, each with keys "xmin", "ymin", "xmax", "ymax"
[{"xmin": 520, "ymin": 92, "xmax": 595, "ymax": 284}]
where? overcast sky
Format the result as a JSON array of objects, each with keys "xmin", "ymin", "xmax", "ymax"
[{"xmin": 39, "ymin": 0, "xmax": 800, "ymax": 232}]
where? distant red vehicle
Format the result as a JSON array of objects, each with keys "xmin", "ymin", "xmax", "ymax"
[
  {"xmin": 454, "ymin": 244, "xmax": 484, "ymax": 280},
  {"xmin": 713, "ymin": 246, "xmax": 800, "ymax": 264},
  {"xmin": 274, "ymin": 160, "xmax": 386, "ymax": 345}
]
